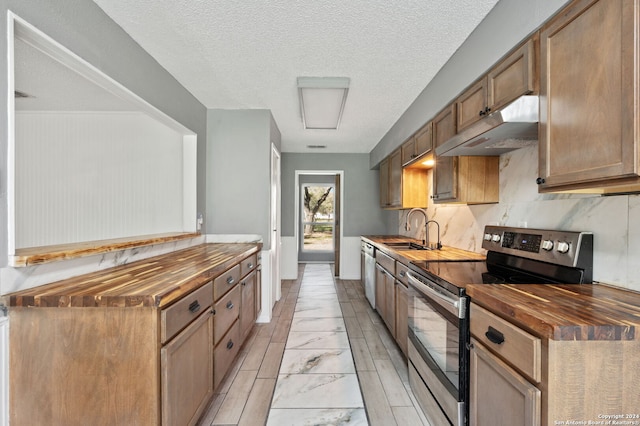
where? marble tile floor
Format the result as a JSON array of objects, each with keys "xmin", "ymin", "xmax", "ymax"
[{"xmin": 197, "ymin": 263, "xmax": 430, "ymax": 426}]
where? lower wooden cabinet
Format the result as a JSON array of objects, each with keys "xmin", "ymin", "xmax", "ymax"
[
  {"xmin": 469, "ymin": 338, "xmax": 540, "ymax": 426},
  {"xmin": 8, "ymin": 248, "xmax": 261, "ymax": 426},
  {"xmin": 375, "ymin": 263, "xmax": 396, "ymax": 336},
  {"xmin": 162, "ymin": 309, "xmax": 214, "ymax": 426},
  {"xmin": 395, "ymin": 281, "xmax": 409, "ymax": 355},
  {"xmin": 240, "ymin": 270, "xmax": 257, "ymax": 340}
]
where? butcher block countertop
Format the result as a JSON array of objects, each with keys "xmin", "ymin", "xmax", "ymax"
[
  {"xmin": 467, "ymin": 283, "xmax": 640, "ymax": 341},
  {"xmin": 6, "ymin": 242, "xmax": 261, "ymax": 309},
  {"xmin": 362, "ymin": 235, "xmax": 486, "ymax": 262}
]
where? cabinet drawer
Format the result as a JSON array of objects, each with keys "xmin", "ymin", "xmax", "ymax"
[
  {"xmin": 240, "ymin": 254, "xmax": 258, "ymax": 277},
  {"xmin": 213, "ymin": 284, "xmax": 241, "ymax": 345},
  {"xmin": 470, "ymin": 303, "xmax": 541, "ymax": 382},
  {"xmin": 214, "ymin": 319, "xmax": 241, "ymax": 390},
  {"xmin": 376, "ymin": 250, "xmax": 395, "ymax": 274},
  {"xmin": 161, "ymin": 281, "xmax": 213, "ymax": 344},
  {"xmin": 213, "ymin": 264, "xmax": 241, "ymax": 301},
  {"xmin": 396, "ymin": 262, "xmax": 410, "ymax": 286}
]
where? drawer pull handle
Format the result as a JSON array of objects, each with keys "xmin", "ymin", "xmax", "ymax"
[
  {"xmin": 227, "ymin": 340, "xmax": 234, "ymax": 350},
  {"xmin": 399, "ymin": 271, "xmax": 406, "ymax": 277},
  {"xmin": 248, "ymin": 262, "xmax": 254, "ymax": 269},
  {"xmin": 188, "ymin": 300, "xmax": 201, "ymax": 313},
  {"xmin": 485, "ymin": 326, "xmax": 505, "ymax": 345},
  {"xmin": 226, "ymin": 301, "xmax": 234, "ymax": 310},
  {"xmin": 226, "ymin": 276, "xmax": 235, "ymax": 285}
]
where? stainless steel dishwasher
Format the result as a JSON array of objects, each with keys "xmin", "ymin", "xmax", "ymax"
[{"xmin": 361, "ymin": 241, "xmax": 376, "ymax": 308}]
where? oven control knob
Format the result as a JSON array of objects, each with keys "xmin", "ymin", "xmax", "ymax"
[
  {"xmin": 484, "ymin": 233, "xmax": 492, "ymax": 241},
  {"xmin": 557, "ymin": 241, "xmax": 570, "ymax": 253},
  {"xmin": 541, "ymin": 240, "xmax": 554, "ymax": 251},
  {"xmin": 491, "ymin": 234, "xmax": 501, "ymax": 243}
]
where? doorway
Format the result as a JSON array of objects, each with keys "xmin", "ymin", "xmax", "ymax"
[{"xmin": 296, "ymin": 172, "xmax": 342, "ymax": 275}]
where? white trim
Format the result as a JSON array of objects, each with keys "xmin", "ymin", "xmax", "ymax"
[
  {"xmin": 0, "ymin": 316, "xmax": 8, "ymax": 426},
  {"xmin": 294, "ymin": 170, "xmax": 345, "ymax": 277},
  {"xmin": 6, "ymin": 12, "xmax": 198, "ymax": 255}
]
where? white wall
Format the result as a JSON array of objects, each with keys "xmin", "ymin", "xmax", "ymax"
[
  {"xmin": 15, "ymin": 111, "xmax": 186, "ymax": 248},
  {"xmin": 397, "ymin": 145, "xmax": 640, "ymax": 292}
]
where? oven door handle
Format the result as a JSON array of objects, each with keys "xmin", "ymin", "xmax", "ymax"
[{"xmin": 407, "ymin": 272, "xmax": 466, "ymax": 319}]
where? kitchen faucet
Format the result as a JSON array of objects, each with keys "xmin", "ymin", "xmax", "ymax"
[
  {"xmin": 405, "ymin": 208, "xmax": 429, "ymax": 247},
  {"xmin": 426, "ymin": 220, "xmax": 442, "ymax": 250}
]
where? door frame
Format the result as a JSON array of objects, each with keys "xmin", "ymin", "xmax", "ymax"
[{"xmin": 294, "ymin": 170, "xmax": 344, "ymax": 272}]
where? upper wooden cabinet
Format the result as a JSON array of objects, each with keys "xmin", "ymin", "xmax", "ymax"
[
  {"xmin": 538, "ymin": 0, "xmax": 640, "ymax": 193},
  {"xmin": 433, "ymin": 104, "xmax": 500, "ymax": 204},
  {"xmin": 380, "ymin": 148, "xmax": 429, "ymax": 209},
  {"xmin": 401, "ymin": 122, "xmax": 433, "ymax": 166},
  {"xmin": 457, "ymin": 37, "xmax": 537, "ymax": 132},
  {"xmin": 433, "ymin": 104, "xmax": 458, "ymax": 201}
]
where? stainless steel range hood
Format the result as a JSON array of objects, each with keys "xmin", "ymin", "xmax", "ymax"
[{"xmin": 435, "ymin": 95, "xmax": 539, "ymax": 157}]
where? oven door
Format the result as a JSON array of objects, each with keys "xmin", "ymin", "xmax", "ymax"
[{"xmin": 407, "ymin": 271, "xmax": 468, "ymax": 426}]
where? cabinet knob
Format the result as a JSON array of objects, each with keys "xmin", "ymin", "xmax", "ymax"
[
  {"xmin": 226, "ymin": 276, "xmax": 235, "ymax": 285},
  {"xmin": 248, "ymin": 263, "xmax": 254, "ymax": 269},
  {"xmin": 536, "ymin": 177, "xmax": 546, "ymax": 185},
  {"xmin": 484, "ymin": 106, "xmax": 491, "ymax": 114},
  {"xmin": 227, "ymin": 340, "xmax": 234, "ymax": 350},
  {"xmin": 226, "ymin": 301, "xmax": 234, "ymax": 310},
  {"xmin": 479, "ymin": 110, "xmax": 485, "ymax": 116}
]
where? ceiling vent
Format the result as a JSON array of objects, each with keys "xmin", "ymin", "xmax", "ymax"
[{"xmin": 14, "ymin": 90, "xmax": 34, "ymax": 98}]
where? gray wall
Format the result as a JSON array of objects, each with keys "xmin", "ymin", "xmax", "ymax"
[
  {"xmin": 281, "ymin": 153, "xmax": 394, "ymax": 237},
  {"xmin": 206, "ymin": 109, "xmax": 280, "ymax": 246},
  {"xmin": 370, "ymin": 0, "xmax": 572, "ymax": 167},
  {"xmin": 0, "ymin": 0, "xmax": 207, "ymax": 267}
]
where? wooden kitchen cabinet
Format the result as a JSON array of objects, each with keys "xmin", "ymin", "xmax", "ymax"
[
  {"xmin": 433, "ymin": 104, "xmax": 499, "ymax": 204},
  {"xmin": 470, "ymin": 338, "xmax": 541, "ymax": 426},
  {"xmin": 8, "ymin": 244, "xmax": 261, "ymax": 426},
  {"xmin": 394, "ymin": 280, "xmax": 409, "ymax": 355},
  {"xmin": 457, "ymin": 38, "xmax": 537, "ymax": 132},
  {"xmin": 538, "ymin": 0, "xmax": 640, "ymax": 193},
  {"xmin": 469, "ymin": 301, "xmax": 640, "ymax": 425},
  {"xmin": 380, "ymin": 148, "xmax": 429, "ymax": 209},
  {"xmin": 375, "ymin": 261, "xmax": 396, "ymax": 336},
  {"xmin": 240, "ymin": 270, "xmax": 257, "ymax": 340},
  {"xmin": 401, "ymin": 122, "xmax": 433, "ymax": 166},
  {"xmin": 162, "ymin": 309, "xmax": 214, "ymax": 426}
]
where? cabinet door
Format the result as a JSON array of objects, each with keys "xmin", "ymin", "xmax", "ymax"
[
  {"xmin": 375, "ymin": 264, "xmax": 386, "ymax": 316},
  {"xmin": 388, "ymin": 149, "xmax": 402, "ymax": 207},
  {"xmin": 240, "ymin": 270, "xmax": 257, "ymax": 341},
  {"xmin": 456, "ymin": 79, "xmax": 487, "ymax": 131},
  {"xmin": 161, "ymin": 310, "xmax": 214, "ymax": 426},
  {"xmin": 488, "ymin": 37, "xmax": 536, "ymax": 112},
  {"xmin": 414, "ymin": 122, "xmax": 433, "ymax": 158},
  {"xmin": 433, "ymin": 104, "xmax": 458, "ymax": 202},
  {"xmin": 384, "ymin": 274, "xmax": 396, "ymax": 336},
  {"xmin": 379, "ymin": 158, "xmax": 390, "ymax": 207},
  {"xmin": 395, "ymin": 282, "xmax": 408, "ymax": 355},
  {"xmin": 538, "ymin": 0, "xmax": 638, "ymax": 190},
  {"xmin": 401, "ymin": 136, "xmax": 416, "ymax": 165},
  {"xmin": 470, "ymin": 339, "xmax": 540, "ymax": 426}
]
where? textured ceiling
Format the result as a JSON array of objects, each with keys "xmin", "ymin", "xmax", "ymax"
[{"xmin": 91, "ymin": 0, "xmax": 500, "ymax": 153}]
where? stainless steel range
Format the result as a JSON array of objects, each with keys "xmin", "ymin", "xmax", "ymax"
[{"xmin": 405, "ymin": 226, "xmax": 593, "ymax": 426}]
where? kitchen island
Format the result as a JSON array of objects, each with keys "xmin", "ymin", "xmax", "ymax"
[{"xmin": 5, "ymin": 242, "xmax": 262, "ymax": 426}]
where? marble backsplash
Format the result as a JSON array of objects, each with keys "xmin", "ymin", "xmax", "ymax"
[{"xmin": 398, "ymin": 144, "xmax": 640, "ymax": 292}]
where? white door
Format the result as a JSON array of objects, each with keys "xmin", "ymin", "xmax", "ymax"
[{"xmin": 271, "ymin": 144, "xmax": 281, "ymax": 303}]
